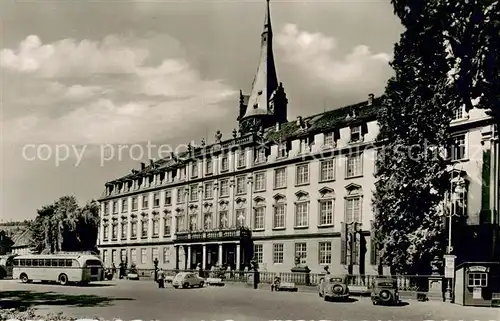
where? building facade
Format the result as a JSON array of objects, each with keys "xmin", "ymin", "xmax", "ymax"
[{"xmin": 97, "ymin": 1, "xmax": 499, "ymax": 274}]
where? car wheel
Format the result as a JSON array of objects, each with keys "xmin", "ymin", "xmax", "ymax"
[
  {"xmin": 319, "ymin": 291, "xmax": 323, "ymax": 297},
  {"xmin": 183, "ymin": 282, "xmax": 190, "ymax": 289},
  {"xmin": 59, "ymin": 274, "xmax": 69, "ymax": 285},
  {"xmin": 379, "ymin": 290, "xmax": 392, "ymax": 302},
  {"xmin": 372, "ymin": 301, "xmax": 377, "ymax": 305},
  {"xmin": 199, "ymin": 281, "xmax": 204, "ymax": 287},
  {"xmin": 173, "ymin": 285, "xmax": 179, "ymax": 289},
  {"xmin": 20, "ymin": 273, "xmax": 29, "ymax": 283},
  {"xmin": 324, "ymin": 295, "xmax": 329, "ymax": 302}
]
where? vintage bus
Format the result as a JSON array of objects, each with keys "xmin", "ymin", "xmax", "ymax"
[{"xmin": 12, "ymin": 253, "xmax": 104, "ymax": 285}]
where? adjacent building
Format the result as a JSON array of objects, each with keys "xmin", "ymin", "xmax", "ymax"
[{"xmin": 97, "ymin": 1, "xmax": 499, "ymax": 274}]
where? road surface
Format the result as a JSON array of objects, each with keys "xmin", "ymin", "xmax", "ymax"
[{"xmin": 0, "ymin": 280, "xmax": 498, "ymax": 321}]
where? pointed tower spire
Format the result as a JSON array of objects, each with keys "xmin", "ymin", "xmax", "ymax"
[{"xmin": 240, "ymin": 0, "xmax": 279, "ymax": 120}]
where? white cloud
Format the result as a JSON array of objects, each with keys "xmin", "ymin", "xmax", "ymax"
[
  {"xmin": 276, "ymin": 24, "xmax": 392, "ymax": 91},
  {"xmin": 1, "ymin": 34, "xmax": 236, "ymax": 145}
]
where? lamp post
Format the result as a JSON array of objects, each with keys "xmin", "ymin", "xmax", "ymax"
[{"xmin": 153, "ymin": 257, "xmax": 159, "ymax": 282}]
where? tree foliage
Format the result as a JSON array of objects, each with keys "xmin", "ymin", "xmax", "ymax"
[
  {"xmin": 373, "ymin": 2, "xmax": 459, "ymax": 274},
  {"xmin": 29, "ymin": 196, "xmax": 100, "ymax": 254}
]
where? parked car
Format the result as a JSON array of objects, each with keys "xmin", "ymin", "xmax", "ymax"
[
  {"xmin": 371, "ymin": 277, "xmax": 399, "ymax": 305},
  {"xmin": 172, "ymin": 272, "xmax": 205, "ymax": 289},
  {"xmin": 318, "ymin": 275, "xmax": 350, "ymax": 301},
  {"xmin": 127, "ymin": 268, "xmax": 139, "ymax": 280}
]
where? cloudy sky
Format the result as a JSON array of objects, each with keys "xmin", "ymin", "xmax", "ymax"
[{"xmin": 0, "ymin": 0, "xmax": 402, "ymax": 221}]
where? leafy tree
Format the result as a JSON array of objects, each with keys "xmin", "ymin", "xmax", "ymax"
[
  {"xmin": 29, "ymin": 196, "xmax": 99, "ymax": 254},
  {"xmin": 373, "ymin": 2, "xmax": 461, "ymax": 274}
]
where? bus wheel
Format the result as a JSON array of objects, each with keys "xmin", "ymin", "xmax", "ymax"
[
  {"xmin": 20, "ymin": 273, "xmax": 29, "ymax": 283},
  {"xmin": 59, "ymin": 273, "xmax": 69, "ymax": 285}
]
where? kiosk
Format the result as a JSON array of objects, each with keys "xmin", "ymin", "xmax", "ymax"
[{"xmin": 454, "ymin": 262, "xmax": 500, "ymax": 307}]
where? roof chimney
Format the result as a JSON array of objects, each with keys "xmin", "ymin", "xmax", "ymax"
[
  {"xmin": 296, "ymin": 116, "xmax": 302, "ymax": 126},
  {"xmin": 140, "ymin": 162, "xmax": 145, "ymax": 170},
  {"xmin": 275, "ymin": 122, "xmax": 280, "ymax": 131},
  {"xmin": 367, "ymin": 93, "xmax": 374, "ymax": 106}
]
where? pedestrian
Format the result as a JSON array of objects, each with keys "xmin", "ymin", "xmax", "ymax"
[
  {"xmin": 197, "ymin": 263, "xmax": 202, "ymax": 277},
  {"xmin": 157, "ymin": 268, "xmax": 165, "ymax": 288}
]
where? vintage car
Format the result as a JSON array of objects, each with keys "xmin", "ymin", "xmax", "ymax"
[
  {"xmin": 371, "ymin": 277, "xmax": 399, "ymax": 305},
  {"xmin": 127, "ymin": 268, "xmax": 139, "ymax": 280},
  {"xmin": 172, "ymin": 272, "xmax": 205, "ymax": 289},
  {"xmin": 318, "ymin": 275, "xmax": 350, "ymax": 301}
]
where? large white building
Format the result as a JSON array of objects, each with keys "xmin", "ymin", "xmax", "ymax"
[{"xmin": 98, "ymin": 1, "xmax": 499, "ymax": 274}]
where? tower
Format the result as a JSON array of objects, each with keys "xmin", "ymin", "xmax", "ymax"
[{"xmin": 238, "ymin": 0, "xmax": 288, "ymax": 134}]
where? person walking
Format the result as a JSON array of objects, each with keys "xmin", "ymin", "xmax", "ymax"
[{"xmin": 157, "ymin": 268, "xmax": 165, "ymax": 288}]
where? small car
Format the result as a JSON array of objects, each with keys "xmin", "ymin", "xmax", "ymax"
[
  {"xmin": 172, "ymin": 272, "xmax": 205, "ymax": 289},
  {"xmin": 127, "ymin": 269, "xmax": 139, "ymax": 280},
  {"xmin": 318, "ymin": 275, "xmax": 350, "ymax": 301},
  {"xmin": 371, "ymin": 277, "xmax": 399, "ymax": 305}
]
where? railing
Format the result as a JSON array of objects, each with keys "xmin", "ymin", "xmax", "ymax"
[{"xmin": 174, "ymin": 228, "xmax": 241, "ymax": 241}]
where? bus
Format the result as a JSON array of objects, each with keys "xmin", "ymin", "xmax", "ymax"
[{"xmin": 12, "ymin": 253, "xmax": 104, "ymax": 285}]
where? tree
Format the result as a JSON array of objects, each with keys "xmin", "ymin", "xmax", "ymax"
[
  {"xmin": 29, "ymin": 196, "xmax": 100, "ymax": 254},
  {"xmin": 373, "ymin": 2, "xmax": 462, "ymax": 274}
]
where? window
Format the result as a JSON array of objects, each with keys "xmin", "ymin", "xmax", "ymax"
[
  {"xmin": 219, "ymin": 179, "xmax": 229, "ymax": 197},
  {"xmin": 206, "ymin": 158, "xmax": 213, "ymax": 175},
  {"xmin": 165, "ymin": 190, "xmax": 172, "ymax": 206},
  {"xmin": 319, "ymin": 242, "xmax": 332, "ymax": 264},
  {"xmin": 236, "ymin": 176, "xmax": 246, "ymax": 194},
  {"xmin": 120, "ymin": 221, "xmax": 127, "ymax": 239},
  {"xmin": 112, "ymin": 224, "xmax": 118, "ymax": 239},
  {"xmin": 131, "ymin": 221, "xmax": 137, "ymax": 238},
  {"xmin": 152, "ymin": 248, "xmax": 159, "ymax": 262},
  {"xmin": 141, "ymin": 248, "xmax": 147, "ymax": 264},
  {"xmin": 189, "ymin": 184, "xmax": 198, "ymax": 202},
  {"xmin": 141, "ymin": 220, "xmax": 148, "ymax": 238},
  {"xmin": 273, "ymin": 204, "xmax": 285, "ymax": 229},
  {"xmin": 274, "ymin": 168, "xmax": 286, "ymax": 189},
  {"xmin": 176, "ymin": 212, "xmax": 185, "ymax": 232},
  {"xmin": 120, "ymin": 249, "xmax": 127, "ymax": 262},
  {"xmin": 112, "ymin": 249, "xmax": 117, "ymax": 263},
  {"xmin": 277, "ymin": 142, "xmax": 287, "ymax": 158},
  {"xmin": 324, "ymin": 132, "xmax": 336, "ymax": 147},
  {"xmin": 450, "ymin": 134, "xmax": 467, "ymax": 160},
  {"xmin": 132, "ymin": 197, "xmax": 138, "ymax": 211},
  {"xmin": 177, "ymin": 187, "xmax": 185, "ymax": 204},
  {"xmin": 104, "ymin": 203, "xmax": 109, "ymax": 215},
  {"xmin": 142, "ymin": 195, "xmax": 149, "ymax": 209},
  {"xmin": 102, "ymin": 250, "xmax": 108, "ymax": 264},
  {"xmin": 255, "ymin": 147, "xmax": 266, "ymax": 163},
  {"xmin": 254, "ymin": 244, "xmax": 263, "ymax": 264},
  {"xmin": 346, "ymin": 197, "xmax": 361, "ymax": 223},
  {"xmin": 273, "ymin": 243, "xmax": 284, "ymax": 264},
  {"xmin": 191, "ymin": 162, "xmax": 198, "ymax": 177},
  {"xmin": 130, "ymin": 249, "xmax": 137, "ymax": 263},
  {"xmin": 204, "ymin": 213, "xmax": 212, "ymax": 229},
  {"xmin": 153, "ymin": 193, "xmax": 160, "ymax": 207},
  {"xmin": 152, "ymin": 219, "xmax": 159, "ymax": 236},
  {"xmin": 295, "ymin": 202, "xmax": 308, "ymax": 227},
  {"xmin": 319, "ymin": 200, "xmax": 334, "ymax": 226},
  {"xmin": 163, "ymin": 247, "xmax": 170, "ymax": 264},
  {"xmin": 299, "ymin": 138, "xmax": 309, "ymax": 154},
  {"xmin": 112, "ymin": 201, "xmax": 118, "ymax": 214},
  {"xmin": 296, "ymin": 164, "xmax": 309, "ymax": 185},
  {"xmin": 189, "ymin": 214, "xmax": 198, "ymax": 231},
  {"xmin": 221, "ymin": 155, "xmax": 229, "ymax": 171},
  {"xmin": 164, "ymin": 215, "xmax": 171, "ymax": 236},
  {"xmin": 320, "ymin": 159, "xmax": 335, "ymax": 181},
  {"xmin": 346, "ymin": 154, "xmax": 362, "ymax": 178},
  {"xmin": 219, "ymin": 211, "xmax": 229, "ymax": 228},
  {"xmin": 103, "ymin": 225, "xmax": 109, "ymax": 240},
  {"xmin": 204, "ymin": 182, "xmax": 214, "ymax": 199},
  {"xmin": 237, "ymin": 151, "xmax": 246, "ymax": 168},
  {"xmin": 121, "ymin": 199, "xmax": 128, "ymax": 213},
  {"xmin": 179, "ymin": 166, "xmax": 187, "ymax": 180},
  {"xmin": 254, "ymin": 172, "xmax": 266, "ymax": 192},
  {"xmin": 295, "ymin": 243, "xmax": 307, "ymax": 265},
  {"xmin": 236, "ymin": 209, "xmax": 246, "ymax": 227},
  {"xmin": 453, "ymin": 106, "xmax": 466, "ymax": 120},
  {"xmin": 468, "ymin": 272, "xmax": 487, "ymax": 287},
  {"xmin": 350, "ymin": 125, "xmax": 362, "ymax": 142},
  {"xmin": 253, "ymin": 207, "xmax": 265, "ymax": 230}
]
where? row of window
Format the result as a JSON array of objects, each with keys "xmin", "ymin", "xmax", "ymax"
[
  {"xmin": 254, "ymin": 242, "xmax": 333, "ymax": 265},
  {"xmin": 102, "ymin": 195, "xmax": 361, "ymax": 240},
  {"xmin": 102, "ymin": 247, "xmax": 170, "ymax": 265},
  {"xmin": 103, "ymin": 155, "xmax": 363, "ymax": 215},
  {"xmin": 13, "ymin": 259, "xmax": 75, "ymax": 267}
]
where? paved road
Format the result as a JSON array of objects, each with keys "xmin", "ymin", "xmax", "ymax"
[{"xmin": 0, "ymin": 280, "xmax": 498, "ymax": 321}]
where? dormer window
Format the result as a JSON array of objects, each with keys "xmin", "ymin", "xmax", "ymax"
[
  {"xmin": 299, "ymin": 137, "xmax": 309, "ymax": 154},
  {"xmin": 191, "ymin": 162, "xmax": 198, "ymax": 178},
  {"xmin": 205, "ymin": 158, "xmax": 213, "ymax": 175},
  {"xmin": 324, "ymin": 132, "xmax": 336, "ymax": 148},
  {"xmin": 350, "ymin": 125, "xmax": 362, "ymax": 143},
  {"xmin": 278, "ymin": 141, "xmax": 287, "ymax": 158},
  {"xmin": 255, "ymin": 147, "xmax": 267, "ymax": 164}
]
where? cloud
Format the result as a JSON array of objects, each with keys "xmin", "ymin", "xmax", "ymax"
[
  {"xmin": 1, "ymin": 34, "xmax": 236, "ymax": 145},
  {"xmin": 275, "ymin": 24, "xmax": 392, "ymax": 93}
]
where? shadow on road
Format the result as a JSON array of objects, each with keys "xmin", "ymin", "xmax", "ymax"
[{"xmin": 0, "ymin": 290, "xmax": 134, "ymax": 310}]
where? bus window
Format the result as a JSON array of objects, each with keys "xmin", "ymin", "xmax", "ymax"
[
  {"xmin": 26, "ymin": 259, "xmax": 32, "ymax": 267},
  {"xmin": 19, "ymin": 259, "xmax": 25, "ymax": 266},
  {"xmin": 51, "ymin": 259, "xmax": 58, "ymax": 267},
  {"xmin": 65, "ymin": 259, "xmax": 72, "ymax": 267},
  {"xmin": 84, "ymin": 259, "xmax": 102, "ymax": 267},
  {"xmin": 39, "ymin": 259, "xmax": 44, "ymax": 266},
  {"xmin": 58, "ymin": 259, "xmax": 65, "ymax": 267},
  {"xmin": 32, "ymin": 259, "xmax": 39, "ymax": 266},
  {"xmin": 71, "ymin": 259, "xmax": 80, "ymax": 267},
  {"xmin": 44, "ymin": 259, "xmax": 51, "ymax": 266},
  {"xmin": 13, "ymin": 260, "xmax": 18, "ymax": 266}
]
